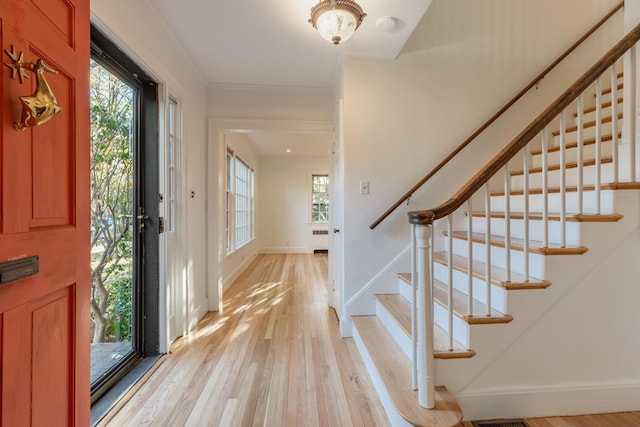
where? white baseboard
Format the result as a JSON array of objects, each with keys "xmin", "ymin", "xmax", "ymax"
[
  {"xmin": 189, "ymin": 299, "xmax": 210, "ymax": 331},
  {"xmin": 458, "ymin": 380, "xmax": 640, "ymax": 421},
  {"xmin": 222, "ymin": 252, "xmax": 259, "ymax": 293},
  {"xmin": 260, "ymin": 247, "xmax": 311, "ymax": 254}
]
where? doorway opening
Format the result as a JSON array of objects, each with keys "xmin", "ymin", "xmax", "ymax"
[{"xmin": 89, "ymin": 26, "xmax": 160, "ymax": 403}]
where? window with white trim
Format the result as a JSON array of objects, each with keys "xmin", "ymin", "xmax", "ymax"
[
  {"xmin": 166, "ymin": 97, "xmax": 179, "ymax": 233},
  {"xmin": 226, "ymin": 149, "xmax": 255, "ymax": 253},
  {"xmin": 312, "ymin": 174, "xmax": 329, "ymax": 223}
]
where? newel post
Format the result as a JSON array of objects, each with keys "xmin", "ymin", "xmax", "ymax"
[{"xmin": 413, "ymin": 219, "xmax": 435, "ymax": 409}]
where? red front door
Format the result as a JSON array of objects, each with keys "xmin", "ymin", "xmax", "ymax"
[{"xmin": 0, "ymin": 0, "xmax": 90, "ymax": 425}]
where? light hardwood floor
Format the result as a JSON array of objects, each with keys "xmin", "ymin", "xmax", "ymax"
[
  {"xmin": 102, "ymin": 254, "xmax": 390, "ymax": 426},
  {"xmin": 102, "ymin": 253, "xmax": 640, "ymax": 426},
  {"xmin": 463, "ymin": 412, "xmax": 640, "ymax": 426}
]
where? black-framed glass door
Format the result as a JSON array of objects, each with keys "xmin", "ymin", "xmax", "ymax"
[{"xmin": 89, "ymin": 27, "xmax": 160, "ymax": 402}]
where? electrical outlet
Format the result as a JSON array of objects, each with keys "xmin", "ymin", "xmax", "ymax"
[{"xmin": 360, "ymin": 181, "xmax": 369, "ymax": 195}]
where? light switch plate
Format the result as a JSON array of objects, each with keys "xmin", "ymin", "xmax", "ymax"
[{"xmin": 360, "ymin": 181, "xmax": 370, "ymax": 195}]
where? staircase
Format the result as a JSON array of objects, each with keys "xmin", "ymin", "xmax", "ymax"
[{"xmin": 351, "ymin": 26, "xmax": 640, "ymax": 426}]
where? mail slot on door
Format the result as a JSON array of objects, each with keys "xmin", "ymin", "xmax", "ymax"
[{"xmin": 0, "ymin": 256, "xmax": 39, "ymax": 284}]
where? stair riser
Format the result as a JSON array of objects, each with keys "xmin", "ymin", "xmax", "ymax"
[
  {"xmin": 552, "ymin": 119, "xmax": 618, "ymax": 146},
  {"xmin": 434, "ymin": 302, "xmax": 470, "ymax": 348},
  {"xmin": 398, "ymin": 277, "xmax": 413, "ymax": 302},
  {"xmin": 446, "ymin": 238, "xmax": 546, "ymax": 278},
  {"xmin": 471, "ymin": 216, "xmax": 583, "ymax": 246},
  {"xmin": 433, "ymin": 262, "xmax": 508, "ymax": 312},
  {"xmin": 375, "ymin": 300, "xmax": 413, "ymax": 359},
  {"xmin": 510, "ymin": 163, "xmax": 616, "ymax": 190},
  {"xmin": 399, "ymin": 277, "xmax": 508, "ymax": 343},
  {"xmin": 529, "ymin": 140, "xmax": 614, "ymax": 169},
  {"xmin": 577, "ymin": 101, "xmax": 620, "ymax": 123},
  {"xmin": 490, "ymin": 191, "xmax": 616, "ymax": 215}
]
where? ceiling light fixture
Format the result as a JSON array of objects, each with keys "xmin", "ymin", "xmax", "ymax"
[{"xmin": 309, "ymin": 0, "xmax": 366, "ymax": 45}]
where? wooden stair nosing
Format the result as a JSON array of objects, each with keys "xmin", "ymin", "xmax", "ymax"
[
  {"xmin": 352, "ymin": 315, "xmax": 464, "ymax": 427},
  {"xmin": 398, "ymin": 272, "xmax": 411, "ymax": 285},
  {"xmin": 375, "ymin": 294, "xmax": 476, "ymax": 358},
  {"xmin": 433, "ymin": 251, "xmax": 551, "ymax": 290},
  {"xmin": 396, "ymin": 275, "xmax": 512, "ymax": 324},
  {"xmin": 601, "ymin": 81, "xmax": 624, "ymax": 96},
  {"xmin": 550, "ymin": 111, "xmax": 622, "ymax": 136},
  {"xmin": 510, "ymin": 156, "xmax": 612, "ymax": 177},
  {"xmin": 573, "ymin": 96, "xmax": 623, "ymax": 117},
  {"xmin": 445, "ymin": 230, "xmax": 589, "ymax": 256},
  {"xmin": 530, "ymin": 131, "xmax": 620, "ymax": 156},
  {"xmin": 491, "ymin": 182, "xmax": 640, "ymax": 196},
  {"xmin": 433, "ymin": 280, "xmax": 513, "ymax": 324},
  {"xmin": 469, "ymin": 211, "xmax": 624, "ymax": 223}
]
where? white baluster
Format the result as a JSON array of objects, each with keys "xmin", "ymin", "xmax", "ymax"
[
  {"xmin": 415, "ymin": 224, "xmax": 434, "ymax": 409},
  {"xmin": 411, "ymin": 223, "xmax": 417, "ymax": 391},
  {"xmin": 542, "ymin": 128, "xmax": 549, "ymax": 247},
  {"xmin": 504, "ymin": 163, "xmax": 511, "ymax": 282},
  {"xmin": 447, "ymin": 215, "xmax": 454, "ymax": 351},
  {"xmin": 485, "ymin": 183, "xmax": 492, "ymax": 315},
  {"xmin": 630, "ymin": 44, "xmax": 637, "ymax": 182},
  {"xmin": 560, "ymin": 110, "xmax": 567, "ymax": 247},
  {"xmin": 611, "ymin": 63, "xmax": 619, "ymax": 183},
  {"xmin": 523, "ymin": 145, "xmax": 530, "ymax": 281},
  {"xmin": 576, "ymin": 96, "xmax": 584, "ymax": 214},
  {"xmin": 467, "ymin": 199, "xmax": 473, "ymax": 317},
  {"xmin": 595, "ymin": 77, "xmax": 602, "ymax": 214}
]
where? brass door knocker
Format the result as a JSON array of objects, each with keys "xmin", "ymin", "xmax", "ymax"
[{"xmin": 4, "ymin": 46, "xmax": 62, "ymax": 131}]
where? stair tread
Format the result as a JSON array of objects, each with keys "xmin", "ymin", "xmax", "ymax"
[
  {"xmin": 396, "ymin": 275, "xmax": 512, "ymax": 323},
  {"xmin": 510, "ymin": 156, "xmax": 612, "ymax": 176},
  {"xmin": 352, "ymin": 315, "xmax": 464, "ymax": 427},
  {"xmin": 530, "ymin": 132, "xmax": 620, "ymax": 156},
  {"xmin": 375, "ymin": 293, "xmax": 476, "ymax": 357},
  {"xmin": 445, "ymin": 230, "xmax": 588, "ymax": 255},
  {"xmin": 433, "ymin": 251, "xmax": 551, "ymax": 290},
  {"xmin": 434, "ymin": 280, "xmax": 512, "ymax": 323},
  {"xmin": 469, "ymin": 211, "xmax": 624, "ymax": 223},
  {"xmin": 376, "ymin": 294, "xmax": 412, "ymax": 334},
  {"xmin": 491, "ymin": 182, "xmax": 640, "ymax": 196}
]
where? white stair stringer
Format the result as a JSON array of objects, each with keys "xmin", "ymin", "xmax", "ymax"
[
  {"xmin": 433, "ymin": 189, "xmax": 640, "ymax": 421},
  {"xmin": 352, "ymin": 319, "xmax": 414, "ymax": 427}
]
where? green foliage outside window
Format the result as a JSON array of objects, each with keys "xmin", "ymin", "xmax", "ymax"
[
  {"xmin": 312, "ymin": 175, "xmax": 329, "ymax": 222},
  {"xmin": 89, "ymin": 59, "xmax": 134, "ymax": 343}
]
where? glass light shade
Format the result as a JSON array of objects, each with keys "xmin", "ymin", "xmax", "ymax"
[{"xmin": 310, "ymin": 0, "xmax": 366, "ymax": 45}]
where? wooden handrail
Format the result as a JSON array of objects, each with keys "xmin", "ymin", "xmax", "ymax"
[
  {"xmin": 370, "ymin": 1, "xmax": 624, "ymax": 230},
  {"xmin": 409, "ymin": 21, "xmax": 640, "ymax": 226}
]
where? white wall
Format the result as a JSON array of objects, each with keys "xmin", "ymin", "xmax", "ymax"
[
  {"xmin": 339, "ymin": 0, "xmax": 623, "ymax": 326},
  {"xmin": 259, "ymin": 156, "xmax": 330, "ymax": 253},
  {"xmin": 91, "ymin": 0, "xmax": 209, "ymax": 347},
  {"xmin": 208, "ymin": 85, "xmax": 333, "ymax": 121}
]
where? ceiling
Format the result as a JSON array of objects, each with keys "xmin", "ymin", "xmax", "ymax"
[
  {"xmin": 149, "ymin": 0, "xmax": 432, "ymax": 88},
  {"xmin": 147, "ymin": 0, "xmax": 432, "ymax": 159}
]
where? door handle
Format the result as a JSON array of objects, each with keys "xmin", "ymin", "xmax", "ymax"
[
  {"xmin": 333, "ymin": 228, "xmax": 340, "ymax": 233},
  {"xmin": 137, "ymin": 214, "xmax": 149, "ymax": 232}
]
